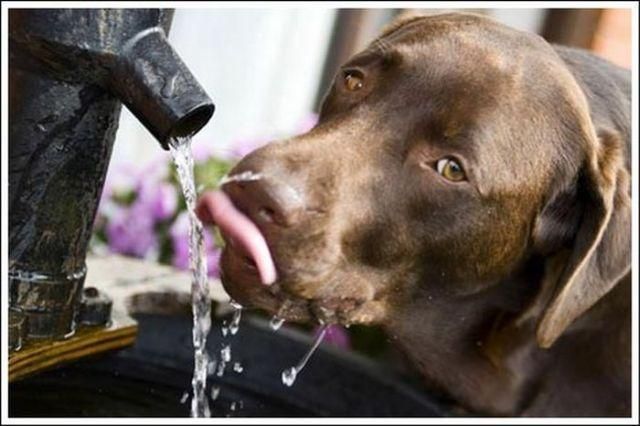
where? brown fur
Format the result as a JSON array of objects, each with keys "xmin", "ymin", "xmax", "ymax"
[{"xmin": 207, "ymin": 13, "xmax": 631, "ymax": 416}]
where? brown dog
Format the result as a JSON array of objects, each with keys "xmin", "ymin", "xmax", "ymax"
[{"xmin": 198, "ymin": 13, "xmax": 631, "ymax": 416}]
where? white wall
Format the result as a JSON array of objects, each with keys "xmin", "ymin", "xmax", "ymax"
[
  {"xmin": 110, "ymin": 8, "xmax": 336, "ymax": 166},
  {"xmin": 488, "ymin": 8, "xmax": 546, "ymax": 33}
]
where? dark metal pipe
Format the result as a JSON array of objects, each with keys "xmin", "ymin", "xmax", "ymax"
[
  {"xmin": 9, "ymin": 9, "xmax": 214, "ymax": 341},
  {"xmin": 111, "ymin": 26, "xmax": 214, "ymax": 147}
]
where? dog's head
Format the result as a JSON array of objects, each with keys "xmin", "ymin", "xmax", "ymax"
[{"xmin": 213, "ymin": 13, "xmax": 630, "ymax": 349}]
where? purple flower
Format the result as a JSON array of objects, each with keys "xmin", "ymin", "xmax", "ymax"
[
  {"xmin": 318, "ymin": 324, "xmax": 351, "ymax": 350},
  {"xmin": 169, "ymin": 212, "xmax": 191, "ymax": 269},
  {"xmin": 105, "ymin": 202, "xmax": 158, "ymax": 258},
  {"xmin": 207, "ymin": 247, "xmax": 221, "ymax": 278},
  {"xmin": 98, "ymin": 153, "xmax": 172, "ymax": 217},
  {"xmin": 140, "ymin": 151, "xmax": 172, "ymax": 182},
  {"xmin": 137, "ymin": 181, "xmax": 178, "ymax": 222},
  {"xmin": 192, "ymin": 140, "xmax": 218, "ymax": 162},
  {"xmin": 172, "ymin": 236, "xmax": 190, "ymax": 271},
  {"xmin": 103, "ymin": 162, "xmax": 138, "ymax": 195}
]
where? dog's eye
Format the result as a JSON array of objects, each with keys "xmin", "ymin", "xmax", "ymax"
[
  {"xmin": 436, "ymin": 158, "xmax": 466, "ymax": 182},
  {"xmin": 343, "ymin": 70, "xmax": 364, "ymax": 92}
]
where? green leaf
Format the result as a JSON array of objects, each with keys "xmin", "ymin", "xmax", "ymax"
[
  {"xmin": 195, "ymin": 157, "xmax": 235, "ymax": 192},
  {"xmin": 111, "ymin": 188, "xmax": 137, "ymax": 206}
]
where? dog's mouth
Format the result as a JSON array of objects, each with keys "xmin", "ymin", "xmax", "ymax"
[
  {"xmin": 220, "ymin": 241, "xmax": 374, "ymax": 325},
  {"xmin": 195, "ymin": 188, "xmax": 275, "ymax": 282},
  {"xmin": 202, "ymin": 189, "xmax": 385, "ymax": 326}
]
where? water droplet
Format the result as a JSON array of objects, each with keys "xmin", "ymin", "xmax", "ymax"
[
  {"xmin": 219, "ymin": 172, "xmax": 263, "ymax": 187},
  {"xmin": 281, "ymin": 367, "xmax": 297, "ymax": 387},
  {"xmin": 229, "ymin": 299, "xmax": 243, "ymax": 310},
  {"xmin": 180, "ymin": 391, "xmax": 189, "ymax": 404},
  {"xmin": 162, "ymin": 74, "xmax": 177, "ymax": 98},
  {"xmin": 233, "ymin": 362, "xmax": 243, "ymax": 373},
  {"xmin": 207, "ymin": 359, "xmax": 217, "ymax": 376},
  {"xmin": 229, "ymin": 307, "xmax": 242, "ymax": 335},
  {"xmin": 280, "ymin": 326, "xmax": 327, "ymax": 387},
  {"xmin": 211, "ymin": 386, "xmax": 220, "ymax": 400},
  {"xmin": 221, "ymin": 345, "xmax": 231, "ymax": 362},
  {"xmin": 270, "ymin": 316, "xmax": 285, "ymax": 331},
  {"xmin": 216, "ymin": 361, "xmax": 226, "ymax": 377}
]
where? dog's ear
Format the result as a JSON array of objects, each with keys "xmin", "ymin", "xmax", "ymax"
[{"xmin": 530, "ymin": 127, "xmax": 630, "ymax": 348}]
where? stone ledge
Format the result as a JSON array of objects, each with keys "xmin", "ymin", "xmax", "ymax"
[{"xmin": 85, "ymin": 252, "xmax": 231, "ymax": 309}]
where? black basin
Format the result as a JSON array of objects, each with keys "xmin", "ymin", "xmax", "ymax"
[{"xmin": 10, "ymin": 312, "xmax": 449, "ymax": 417}]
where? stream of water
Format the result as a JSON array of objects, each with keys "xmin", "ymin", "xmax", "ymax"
[
  {"xmin": 170, "ymin": 137, "xmax": 212, "ymax": 418},
  {"xmin": 170, "ymin": 142, "xmax": 328, "ymax": 415},
  {"xmin": 281, "ymin": 326, "xmax": 328, "ymax": 387}
]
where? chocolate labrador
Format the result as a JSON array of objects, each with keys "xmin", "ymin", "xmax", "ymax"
[{"xmin": 198, "ymin": 12, "xmax": 631, "ymax": 416}]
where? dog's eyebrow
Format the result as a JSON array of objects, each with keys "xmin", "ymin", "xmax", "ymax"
[
  {"xmin": 344, "ymin": 41, "xmax": 398, "ymax": 70},
  {"xmin": 342, "ymin": 48, "xmax": 388, "ymax": 69}
]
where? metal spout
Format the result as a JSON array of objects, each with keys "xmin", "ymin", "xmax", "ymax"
[
  {"xmin": 9, "ymin": 8, "xmax": 214, "ymax": 343},
  {"xmin": 111, "ymin": 27, "xmax": 214, "ymax": 148}
]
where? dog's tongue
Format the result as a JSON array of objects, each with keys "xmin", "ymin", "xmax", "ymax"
[{"xmin": 197, "ymin": 191, "xmax": 276, "ymax": 285}]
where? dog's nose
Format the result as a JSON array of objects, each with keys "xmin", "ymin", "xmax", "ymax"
[{"xmin": 223, "ymin": 174, "xmax": 306, "ymax": 228}]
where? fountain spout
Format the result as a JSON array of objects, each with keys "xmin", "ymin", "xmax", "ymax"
[
  {"xmin": 111, "ymin": 26, "xmax": 214, "ymax": 148},
  {"xmin": 9, "ymin": 8, "xmax": 214, "ymax": 344}
]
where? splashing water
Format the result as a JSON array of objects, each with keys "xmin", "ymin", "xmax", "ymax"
[
  {"xmin": 281, "ymin": 326, "xmax": 328, "ymax": 387},
  {"xmin": 207, "ymin": 359, "xmax": 217, "ymax": 376},
  {"xmin": 270, "ymin": 316, "xmax": 285, "ymax": 331},
  {"xmin": 214, "ymin": 300, "xmax": 243, "ymax": 406},
  {"xmin": 216, "ymin": 360, "xmax": 226, "ymax": 377},
  {"xmin": 229, "ymin": 310, "xmax": 242, "ymax": 334},
  {"xmin": 211, "ymin": 386, "xmax": 220, "ymax": 401},
  {"xmin": 271, "ymin": 301, "xmax": 290, "ymax": 331},
  {"xmin": 222, "ymin": 301, "xmax": 242, "ymax": 337},
  {"xmin": 221, "ymin": 344, "xmax": 231, "ymax": 362},
  {"xmin": 170, "ymin": 137, "xmax": 212, "ymax": 418},
  {"xmin": 170, "ymin": 141, "xmax": 281, "ymax": 414},
  {"xmin": 218, "ymin": 171, "xmax": 263, "ymax": 187}
]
